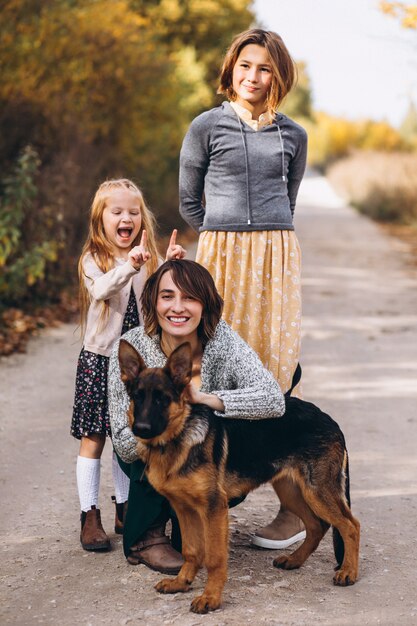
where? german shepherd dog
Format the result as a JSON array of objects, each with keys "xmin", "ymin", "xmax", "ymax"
[{"xmin": 118, "ymin": 340, "xmax": 360, "ymax": 614}]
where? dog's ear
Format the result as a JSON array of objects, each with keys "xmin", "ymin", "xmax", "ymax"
[
  {"xmin": 165, "ymin": 342, "xmax": 192, "ymax": 390},
  {"xmin": 118, "ymin": 339, "xmax": 146, "ymax": 388}
]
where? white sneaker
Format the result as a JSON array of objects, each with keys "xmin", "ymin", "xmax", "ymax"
[{"xmin": 251, "ymin": 530, "xmax": 306, "ymax": 550}]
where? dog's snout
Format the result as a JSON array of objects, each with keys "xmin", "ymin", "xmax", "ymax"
[{"xmin": 132, "ymin": 422, "xmax": 152, "ymax": 438}]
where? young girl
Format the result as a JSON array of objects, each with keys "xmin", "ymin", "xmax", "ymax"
[
  {"xmin": 71, "ymin": 178, "xmax": 185, "ymax": 551},
  {"xmin": 179, "ymin": 29, "xmax": 308, "ymax": 549}
]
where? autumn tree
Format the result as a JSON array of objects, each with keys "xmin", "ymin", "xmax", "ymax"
[
  {"xmin": 0, "ymin": 0, "xmax": 254, "ymax": 307},
  {"xmin": 379, "ymin": 1, "xmax": 417, "ymax": 28},
  {"xmin": 0, "ymin": 0, "xmax": 254, "ymax": 208},
  {"xmin": 1, "ymin": 0, "xmax": 316, "ymax": 311}
]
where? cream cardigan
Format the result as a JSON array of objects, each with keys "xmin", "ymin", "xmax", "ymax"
[{"xmin": 81, "ymin": 253, "xmax": 148, "ymax": 357}]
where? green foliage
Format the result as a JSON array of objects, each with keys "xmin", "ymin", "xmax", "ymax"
[
  {"xmin": 0, "ymin": 146, "xmax": 59, "ymax": 307},
  {"xmin": 0, "ymin": 146, "xmax": 40, "ymax": 269}
]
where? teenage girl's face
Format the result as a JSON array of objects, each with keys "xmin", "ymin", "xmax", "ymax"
[
  {"xmin": 156, "ymin": 271, "xmax": 203, "ymax": 344},
  {"xmin": 102, "ymin": 189, "xmax": 142, "ymax": 258},
  {"xmin": 232, "ymin": 44, "xmax": 273, "ymax": 115}
]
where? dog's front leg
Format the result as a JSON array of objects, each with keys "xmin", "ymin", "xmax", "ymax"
[
  {"xmin": 190, "ymin": 498, "xmax": 229, "ymax": 614},
  {"xmin": 155, "ymin": 504, "xmax": 204, "ymax": 595}
]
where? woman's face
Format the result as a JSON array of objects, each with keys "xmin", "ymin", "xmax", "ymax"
[
  {"xmin": 156, "ymin": 271, "xmax": 203, "ymax": 342},
  {"xmin": 232, "ymin": 43, "xmax": 273, "ymax": 113}
]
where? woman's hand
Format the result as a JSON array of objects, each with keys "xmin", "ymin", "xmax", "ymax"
[
  {"xmin": 165, "ymin": 229, "xmax": 186, "ymax": 261},
  {"xmin": 184, "ymin": 381, "xmax": 225, "ymax": 412},
  {"xmin": 129, "ymin": 230, "xmax": 151, "ymax": 270}
]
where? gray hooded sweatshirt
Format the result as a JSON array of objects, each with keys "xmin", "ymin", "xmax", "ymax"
[{"xmin": 179, "ymin": 101, "xmax": 307, "ymax": 232}]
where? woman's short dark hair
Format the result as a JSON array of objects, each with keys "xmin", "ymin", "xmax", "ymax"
[
  {"xmin": 217, "ymin": 28, "xmax": 296, "ymax": 112},
  {"xmin": 141, "ymin": 260, "xmax": 224, "ymax": 344}
]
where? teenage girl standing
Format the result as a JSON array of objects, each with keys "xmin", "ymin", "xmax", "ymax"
[
  {"xmin": 179, "ymin": 29, "xmax": 307, "ymax": 549},
  {"xmin": 71, "ymin": 178, "xmax": 185, "ymax": 550}
]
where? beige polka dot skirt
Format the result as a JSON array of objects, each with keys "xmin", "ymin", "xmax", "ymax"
[{"xmin": 196, "ymin": 230, "xmax": 302, "ymax": 394}]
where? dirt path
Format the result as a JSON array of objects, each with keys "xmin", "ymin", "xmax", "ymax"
[{"xmin": 1, "ymin": 174, "xmax": 417, "ymax": 626}]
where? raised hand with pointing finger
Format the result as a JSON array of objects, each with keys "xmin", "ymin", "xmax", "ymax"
[
  {"xmin": 165, "ymin": 229, "xmax": 186, "ymax": 260},
  {"xmin": 128, "ymin": 230, "xmax": 152, "ymax": 270}
]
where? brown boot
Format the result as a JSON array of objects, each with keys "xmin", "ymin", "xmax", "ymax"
[
  {"xmin": 251, "ymin": 507, "xmax": 306, "ymax": 549},
  {"xmin": 127, "ymin": 522, "xmax": 183, "ymax": 574},
  {"xmin": 80, "ymin": 505, "xmax": 111, "ymax": 551},
  {"xmin": 112, "ymin": 496, "xmax": 128, "ymax": 535}
]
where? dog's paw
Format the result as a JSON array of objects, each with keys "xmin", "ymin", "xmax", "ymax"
[
  {"xmin": 273, "ymin": 555, "xmax": 302, "ymax": 570},
  {"xmin": 190, "ymin": 593, "xmax": 221, "ymax": 614},
  {"xmin": 155, "ymin": 577, "xmax": 191, "ymax": 594},
  {"xmin": 333, "ymin": 569, "xmax": 357, "ymax": 586}
]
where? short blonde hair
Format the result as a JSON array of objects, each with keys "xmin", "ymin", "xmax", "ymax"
[{"xmin": 217, "ymin": 28, "xmax": 297, "ymax": 113}]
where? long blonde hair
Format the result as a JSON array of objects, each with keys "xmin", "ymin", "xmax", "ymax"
[{"xmin": 78, "ymin": 179, "xmax": 159, "ymax": 336}]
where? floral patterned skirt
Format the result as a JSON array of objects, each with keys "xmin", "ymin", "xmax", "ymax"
[
  {"xmin": 71, "ymin": 288, "xmax": 140, "ymax": 439},
  {"xmin": 196, "ymin": 230, "xmax": 302, "ymax": 394}
]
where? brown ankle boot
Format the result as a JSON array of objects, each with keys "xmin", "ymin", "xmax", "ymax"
[
  {"xmin": 251, "ymin": 507, "xmax": 306, "ymax": 549},
  {"xmin": 112, "ymin": 496, "xmax": 128, "ymax": 535},
  {"xmin": 80, "ymin": 505, "xmax": 111, "ymax": 551},
  {"xmin": 127, "ymin": 522, "xmax": 183, "ymax": 574}
]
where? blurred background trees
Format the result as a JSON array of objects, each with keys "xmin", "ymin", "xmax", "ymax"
[
  {"xmin": 1, "ymin": 0, "xmax": 416, "ymax": 337},
  {"xmin": 379, "ymin": 1, "xmax": 417, "ymax": 28},
  {"xmin": 323, "ymin": 2, "xmax": 417, "ymax": 230},
  {"xmin": 0, "ymin": 0, "xmax": 254, "ymax": 314}
]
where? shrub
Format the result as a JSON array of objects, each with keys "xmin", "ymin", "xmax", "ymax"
[
  {"xmin": 327, "ymin": 151, "xmax": 417, "ymax": 225},
  {"xmin": 0, "ymin": 146, "xmax": 60, "ymax": 310}
]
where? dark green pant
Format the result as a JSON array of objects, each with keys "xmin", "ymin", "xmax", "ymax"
[
  {"xmin": 116, "ymin": 455, "xmax": 173, "ymax": 558},
  {"xmin": 117, "ymin": 454, "xmax": 246, "ymax": 558}
]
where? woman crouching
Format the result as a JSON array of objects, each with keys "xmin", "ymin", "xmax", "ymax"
[{"xmin": 108, "ymin": 259, "xmax": 285, "ymax": 572}]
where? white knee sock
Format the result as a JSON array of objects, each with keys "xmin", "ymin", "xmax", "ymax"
[
  {"xmin": 112, "ymin": 451, "xmax": 130, "ymax": 503},
  {"xmin": 76, "ymin": 456, "xmax": 100, "ymax": 512}
]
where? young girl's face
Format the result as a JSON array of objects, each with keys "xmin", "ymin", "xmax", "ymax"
[
  {"xmin": 102, "ymin": 188, "xmax": 142, "ymax": 257},
  {"xmin": 232, "ymin": 44, "xmax": 273, "ymax": 112}
]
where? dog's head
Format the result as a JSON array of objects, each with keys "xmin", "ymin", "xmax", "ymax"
[{"xmin": 118, "ymin": 339, "xmax": 192, "ymax": 444}]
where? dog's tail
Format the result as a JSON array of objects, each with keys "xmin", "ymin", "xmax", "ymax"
[
  {"xmin": 285, "ymin": 363, "xmax": 302, "ymax": 398},
  {"xmin": 332, "ymin": 450, "xmax": 351, "ymax": 569}
]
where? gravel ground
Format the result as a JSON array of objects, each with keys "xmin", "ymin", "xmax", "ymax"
[{"xmin": 1, "ymin": 174, "xmax": 416, "ymax": 626}]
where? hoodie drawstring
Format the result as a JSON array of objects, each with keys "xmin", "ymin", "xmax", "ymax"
[
  {"xmin": 236, "ymin": 112, "xmax": 287, "ymax": 226},
  {"xmin": 237, "ymin": 116, "xmax": 252, "ymax": 225},
  {"xmin": 276, "ymin": 124, "xmax": 286, "ymax": 182}
]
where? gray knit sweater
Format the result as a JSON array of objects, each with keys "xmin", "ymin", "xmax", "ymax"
[
  {"xmin": 108, "ymin": 320, "xmax": 285, "ymax": 463},
  {"xmin": 179, "ymin": 101, "xmax": 308, "ymax": 232}
]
